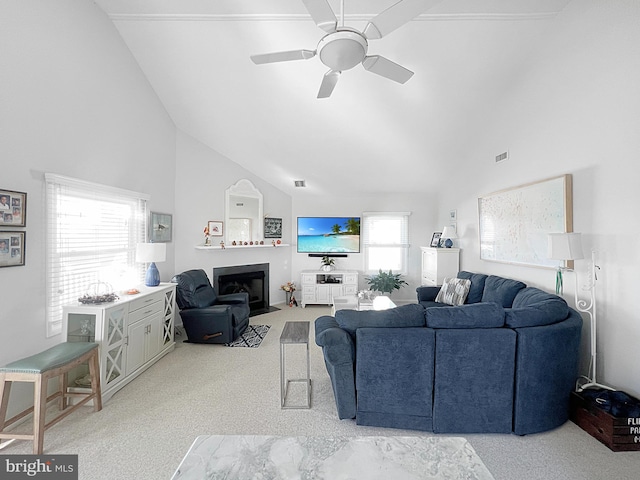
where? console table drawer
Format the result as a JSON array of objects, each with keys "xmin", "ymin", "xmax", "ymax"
[
  {"xmin": 129, "ymin": 291, "xmax": 164, "ymax": 312},
  {"xmin": 129, "ymin": 300, "xmax": 163, "ymax": 324}
]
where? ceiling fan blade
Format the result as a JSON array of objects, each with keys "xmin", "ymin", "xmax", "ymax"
[
  {"xmin": 362, "ymin": 55, "xmax": 414, "ymax": 84},
  {"xmin": 302, "ymin": 0, "xmax": 337, "ymax": 33},
  {"xmin": 363, "ymin": 0, "xmax": 440, "ymax": 39},
  {"xmin": 250, "ymin": 50, "xmax": 316, "ymax": 65},
  {"xmin": 317, "ymin": 70, "xmax": 341, "ymax": 98}
]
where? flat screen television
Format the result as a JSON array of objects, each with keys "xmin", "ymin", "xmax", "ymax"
[{"xmin": 297, "ymin": 217, "xmax": 361, "ymax": 254}]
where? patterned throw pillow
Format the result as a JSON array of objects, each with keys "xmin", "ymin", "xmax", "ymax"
[{"xmin": 435, "ymin": 277, "xmax": 471, "ymax": 306}]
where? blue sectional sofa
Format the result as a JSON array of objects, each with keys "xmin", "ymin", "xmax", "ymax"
[{"xmin": 314, "ymin": 271, "xmax": 582, "ymax": 435}]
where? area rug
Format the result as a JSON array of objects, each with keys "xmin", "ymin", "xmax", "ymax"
[
  {"xmin": 225, "ymin": 325, "xmax": 270, "ymax": 348},
  {"xmin": 172, "ymin": 435, "xmax": 495, "ymax": 479}
]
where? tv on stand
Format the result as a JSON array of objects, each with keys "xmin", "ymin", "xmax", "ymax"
[{"xmin": 297, "ymin": 217, "xmax": 360, "ymax": 256}]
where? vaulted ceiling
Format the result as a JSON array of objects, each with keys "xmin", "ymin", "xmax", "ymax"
[{"xmin": 95, "ymin": 0, "xmax": 572, "ymax": 196}]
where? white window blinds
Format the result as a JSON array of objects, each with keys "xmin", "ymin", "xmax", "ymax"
[
  {"xmin": 45, "ymin": 174, "xmax": 149, "ymax": 337},
  {"xmin": 362, "ymin": 212, "xmax": 411, "ymax": 275}
]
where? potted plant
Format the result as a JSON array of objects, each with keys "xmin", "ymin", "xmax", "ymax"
[
  {"xmin": 365, "ymin": 269, "xmax": 408, "ymax": 295},
  {"xmin": 320, "ymin": 256, "xmax": 335, "ymax": 272}
]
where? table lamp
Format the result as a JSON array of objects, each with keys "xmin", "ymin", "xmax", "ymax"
[
  {"xmin": 441, "ymin": 226, "xmax": 458, "ymax": 248},
  {"xmin": 136, "ymin": 243, "xmax": 166, "ymax": 287}
]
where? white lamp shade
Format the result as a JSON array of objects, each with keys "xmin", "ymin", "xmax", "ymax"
[
  {"xmin": 441, "ymin": 226, "xmax": 458, "ymax": 239},
  {"xmin": 547, "ymin": 233, "xmax": 584, "ymax": 261},
  {"xmin": 136, "ymin": 243, "xmax": 166, "ymax": 263}
]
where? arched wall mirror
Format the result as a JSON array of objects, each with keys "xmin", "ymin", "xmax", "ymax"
[{"xmin": 225, "ymin": 179, "xmax": 263, "ymax": 244}]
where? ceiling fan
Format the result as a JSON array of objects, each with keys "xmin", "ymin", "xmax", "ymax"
[{"xmin": 250, "ymin": 0, "xmax": 440, "ymax": 98}]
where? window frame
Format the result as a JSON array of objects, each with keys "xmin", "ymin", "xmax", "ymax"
[
  {"xmin": 45, "ymin": 174, "xmax": 149, "ymax": 337},
  {"xmin": 362, "ymin": 211, "xmax": 411, "ymax": 276}
]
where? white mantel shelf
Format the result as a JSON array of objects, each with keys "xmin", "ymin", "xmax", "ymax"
[{"xmin": 195, "ymin": 244, "xmax": 290, "ymax": 250}]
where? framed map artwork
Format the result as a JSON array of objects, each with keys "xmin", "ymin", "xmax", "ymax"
[{"xmin": 478, "ymin": 174, "xmax": 573, "ymax": 268}]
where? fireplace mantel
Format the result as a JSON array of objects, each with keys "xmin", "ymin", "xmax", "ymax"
[{"xmin": 195, "ymin": 243, "xmax": 290, "ymax": 250}]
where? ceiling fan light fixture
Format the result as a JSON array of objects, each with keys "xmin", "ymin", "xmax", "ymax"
[{"xmin": 317, "ymin": 30, "xmax": 368, "ymax": 71}]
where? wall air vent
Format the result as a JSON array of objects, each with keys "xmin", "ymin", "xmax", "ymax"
[
  {"xmin": 294, "ymin": 180, "xmax": 306, "ymax": 187},
  {"xmin": 495, "ymin": 151, "xmax": 509, "ymax": 163}
]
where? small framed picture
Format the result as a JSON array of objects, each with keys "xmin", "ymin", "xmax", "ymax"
[
  {"xmin": 264, "ymin": 217, "xmax": 282, "ymax": 239},
  {"xmin": 208, "ymin": 221, "xmax": 223, "ymax": 237},
  {"xmin": 150, "ymin": 212, "xmax": 172, "ymax": 243},
  {"xmin": 0, "ymin": 231, "xmax": 25, "ymax": 267},
  {"xmin": 430, "ymin": 232, "xmax": 442, "ymax": 248},
  {"xmin": 0, "ymin": 189, "xmax": 27, "ymax": 227}
]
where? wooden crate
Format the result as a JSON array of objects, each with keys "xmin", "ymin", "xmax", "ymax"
[{"xmin": 570, "ymin": 391, "xmax": 640, "ymax": 452}]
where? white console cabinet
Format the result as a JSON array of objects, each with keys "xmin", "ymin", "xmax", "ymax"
[
  {"xmin": 300, "ymin": 270, "xmax": 359, "ymax": 307},
  {"xmin": 420, "ymin": 247, "xmax": 460, "ymax": 286},
  {"xmin": 62, "ymin": 283, "xmax": 176, "ymax": 402}
]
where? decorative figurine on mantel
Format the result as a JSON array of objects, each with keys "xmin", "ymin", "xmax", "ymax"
[
  {"xmin": 220, "ymin": 240, "xmax": 225, "ymax": 249},
  {"xmin": 203, "ymin": 225, "xmax": 211, "ymax": 246}
]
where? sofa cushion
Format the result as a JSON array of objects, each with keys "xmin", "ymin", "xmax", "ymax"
[
  {"xmin": 435, "ymin": 277, "xmax": 471, "ymax": 306},
  {"xmin": 505, "ymin": 287, "xmax": 569, "ymax": 328},
  {"xmin": 335, "ymin": 304, "xmax": 426, "ymax": 339},
  {"xmin": 426, "ymin": 302, "xmax": 505, "ymax": 329},
  {"xmin": 456, "ymin": 271, "xmax": 488, "ymax": 304},
  {"xmin": 481, "ymin": 275, "xmax": 526, "ymax": 307}
]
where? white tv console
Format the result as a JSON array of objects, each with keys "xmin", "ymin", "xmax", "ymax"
[{"xmin": 300, "ymin": 270, "xmax": 359, "ymax": 308}]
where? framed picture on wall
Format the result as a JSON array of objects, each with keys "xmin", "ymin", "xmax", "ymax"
[
  {"xmin": 0, "ymin": 189, "xmax": 27, "ymax": 227},
  {"xmin": 264, "ymin": 217, "xmax": 282, "ymax": 238},
  {"xmin": 0, "ymin": 231, "xmax": 25, "ymax": 267},
  {"xmin": 150, "ymin": 212, "xmax": 172, "ymax": 243},
  {"xmin": 208, "ymin": 220, "xmax": 224, "ymax": 237}
]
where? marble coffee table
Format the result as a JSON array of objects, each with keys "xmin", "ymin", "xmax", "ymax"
[{"xmin": 171, "ymin": 435, "xmax": 494, "ymax": 479}]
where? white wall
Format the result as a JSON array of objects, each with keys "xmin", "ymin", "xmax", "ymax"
[
  {"xmin": 173, "ymin": 131, "xmax": 293, "ymax": 308},
  {"xmin": 292, "ymin": 193, "xmax": 438, "ymax": 303},
  {"xmin": 0, "ymin": 0, "xmax": 176, "ymax": 412},
  {"xmin": 436, "ymin": 1, "xmax": 640, "ymax": 396}
]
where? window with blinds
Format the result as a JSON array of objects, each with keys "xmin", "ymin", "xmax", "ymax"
[
  {"xmin": 45, "ymin": 174, "xmax": 148, "ymax": 337},
  {"xmin": 362, "ymin": 212, "xmax": 411, "ymax": 275}
]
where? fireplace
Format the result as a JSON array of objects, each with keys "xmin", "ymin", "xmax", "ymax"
[{"xmin": 213, "ymin": 263, "xmax": 272, "ymax": 316}]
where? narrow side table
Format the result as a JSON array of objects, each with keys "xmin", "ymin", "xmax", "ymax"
[{"xmin": 280, "ymin": 321, "xmax": 311, "ymax": 409}]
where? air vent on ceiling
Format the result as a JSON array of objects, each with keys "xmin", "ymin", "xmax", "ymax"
[
  {"xmin": 294, "ymin": 180, "xmax": 306, "ymax": 187},
  {"xmin": 495, "ymin": 151, "xmax": 509, "ymax": 163}
]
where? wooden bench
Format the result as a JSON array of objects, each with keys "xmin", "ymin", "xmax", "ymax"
[{"xmin": 0, "ymin": 342, "xmax": 102, "ymax": 454}]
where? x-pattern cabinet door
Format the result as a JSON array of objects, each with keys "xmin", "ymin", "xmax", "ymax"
[
  {"xmin": 162, "ymin": 288, "xmax": 175, "ymax": 347},
  {"xmin": 102, "ymin": 304, "xmax": 128, "ymax": 389}
]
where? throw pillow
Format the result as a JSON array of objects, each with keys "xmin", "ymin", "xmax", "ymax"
[{"xmin": 435, "ymin": 277, "xmax": 471, "ymax": 306}]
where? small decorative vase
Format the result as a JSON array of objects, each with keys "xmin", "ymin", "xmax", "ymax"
[
  {"xmin": 321, "ymin": 265, "xmax": 333, "ymax": 272},
  {"xmin": 204, "ymin": 235, "xmax": 211, "ymax": 246}
]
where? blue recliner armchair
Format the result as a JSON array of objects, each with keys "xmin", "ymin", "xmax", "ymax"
[{"xmin": 172, "ymin": 269, "xmax": 250, "ymax": 344}]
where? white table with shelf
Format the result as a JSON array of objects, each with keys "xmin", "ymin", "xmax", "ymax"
[
  {"xmin": 300, "ymin": 270, "xmax": 358, "ymax": 308},
  {"xmin": 62, "ymin": 283, "xmax": 176, "ymax": 403}
]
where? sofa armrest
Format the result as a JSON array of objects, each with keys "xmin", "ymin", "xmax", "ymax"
[
  {"xmin": 416, "ymin": 286, "xmax": 440, "ymax": 302},
  {"xmin": 314, "ymin": 315, "xmax": 357, "ymax": 419},
  {"xmin": 216, "ymin": 292, "xmax": 250, "ymax": 305}
]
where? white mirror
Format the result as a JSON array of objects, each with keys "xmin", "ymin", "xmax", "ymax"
[{"xmin": 225, "ymin": 179, "xmax": 263, "ymax": 244}]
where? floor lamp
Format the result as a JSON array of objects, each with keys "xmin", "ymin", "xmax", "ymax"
[{"xmin": 548, "ymin": 233, "xmax": 612, "ymax": 392}]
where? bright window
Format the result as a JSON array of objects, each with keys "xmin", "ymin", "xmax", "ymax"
[
  {"xmin": 45, "ymin": 174, "xmax": 148, "ymax": 337},
  {"xmin": 362, "ymin": 212, "xmax": 411, "ymax": 275}
]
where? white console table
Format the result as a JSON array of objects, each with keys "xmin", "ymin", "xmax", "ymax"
[
  {"xmin": 300, "ymin": 270, "xmax": 358, "ymax": 308},
  {"xmin": 62, "ymin": 283, "xmax": 176, "ymax": 402}
]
